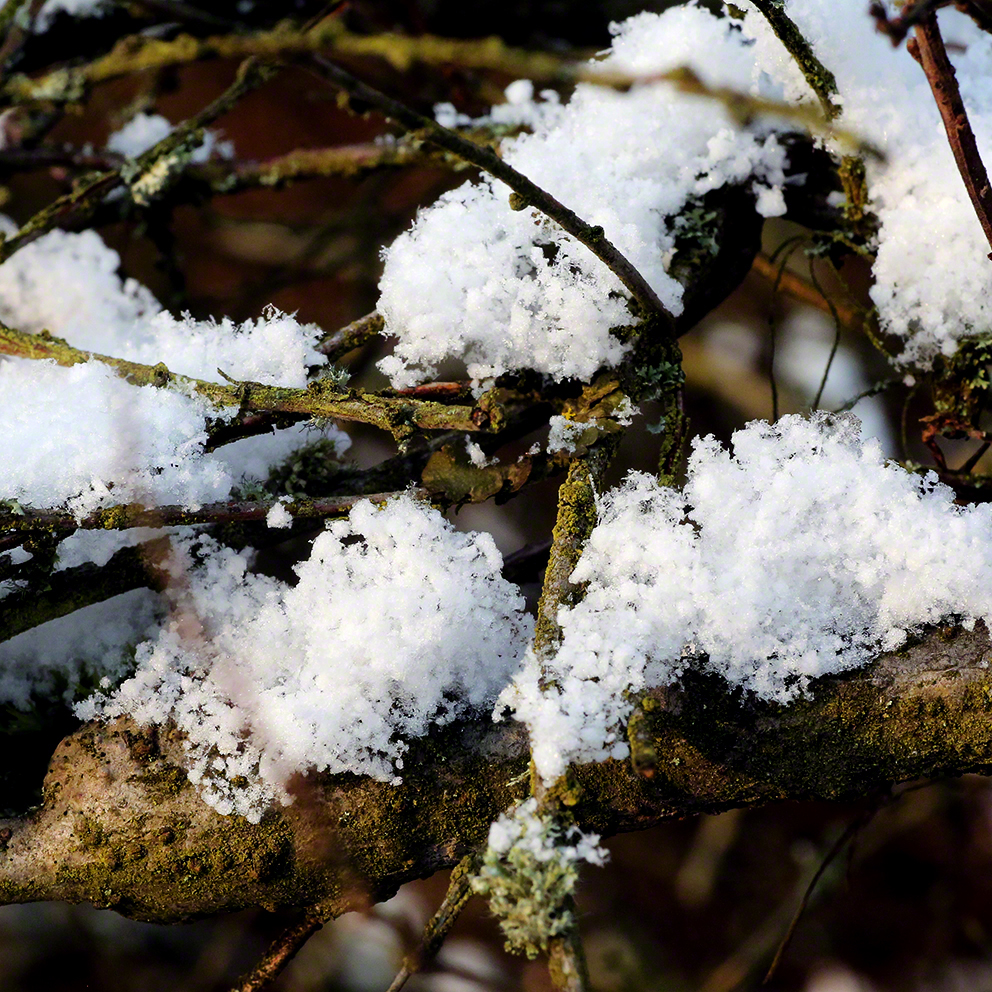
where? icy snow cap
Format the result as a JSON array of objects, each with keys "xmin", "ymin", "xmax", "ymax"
[
  {"xmin": 377, "ymin": 5, "xmax": 787, "ymax": 387},
  {"xmin": 503, "ymin": 414, "xmax": 992, "ymax": 783},
  {"xmin": 78, "ymin": 495, "xmax": 534, "ymax": 821}
]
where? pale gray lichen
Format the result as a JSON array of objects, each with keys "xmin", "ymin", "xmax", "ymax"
[{"xmin": 471, "ymin": 798, "xmax": 607, "ymax": 958}]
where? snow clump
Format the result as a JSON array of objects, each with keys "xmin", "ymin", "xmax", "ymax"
[
  {"xmin": 77, "ymin": 495, "xmax": 534, "ymax": 822},
  {"xmin": 503, "ymin": 414, "xmax": 992, "ymax": 783},
  {"xmin": 377, "ymin": 5, "xmax": 788, "ymax": 386}
]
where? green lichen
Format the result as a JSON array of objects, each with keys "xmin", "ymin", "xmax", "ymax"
[{"xmin": 470, "ymin": 801, "xmax": 596, "ymax": 959}]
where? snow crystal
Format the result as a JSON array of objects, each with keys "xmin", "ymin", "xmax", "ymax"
[
  {"xmin": 503, "ymin": 413, "xmax": 992, "ymax": 783},
  {"xmin": 378, "ymin": 6, "xmax": 787, "ymax": 386},
  {"xmin": 79, "ymin": 495, "xmax": 533, "ymax": 821},
  {"xmin": 265, "ymin": 501, "xmax": 293, "ymax": 529},
  {"xmin": 740, "ymin": 0, "xmax": 992, "ymax": 364},
  {"xmin": 107, "ymin": 112, "xmax": 234, "ymax": 162}
]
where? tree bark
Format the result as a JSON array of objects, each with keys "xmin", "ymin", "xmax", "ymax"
[{"xmin": 1, "ymin": 620, "xmax": 990, "ymax": 924}]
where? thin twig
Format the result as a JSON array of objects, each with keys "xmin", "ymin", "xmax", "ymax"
[
  {"xmin": 832, "ymin": 376, "xmax": 899, "ymax": 413},
  {"xmin": 763, "ymin": 803, "xmax": 883, "ymax": 984},
  {"xmin": 751, "ymin": 252, "xmax": 860, "ymax": 328},
  {"xmin": 385, "ymin": 852, "xmax": 480, "ymax": 992},
  {"xmin": 747, "ymin": 0, "xmax": 841, "ymax": 120},
  {"xmin": 808, "ymin": 258, "xmax": 843, "ymax": 410},
  {"xmin": 315, "ymin": 310, "xmax": 384, "ymax": 360},
  {"xmin": 0, "ymin": 58, "xmax": 277, "ymax": 262},
  {"xmin": 228, "ymin": 911, "xmax": 326, "ymax": 992},
  {"xmin": 0, "ymin": 323, "xmax": 499, "ymax": 438},
  {"xmin": 0, "ymin": 491, "xmax": 421, "ymax": 549},
  {"xmin": 303, "ymin": 54, "xmax": 674, "ymax": 327},
  {"xmin": 908, "ymin": 13, "xmax": 992, "ymax": 258}
]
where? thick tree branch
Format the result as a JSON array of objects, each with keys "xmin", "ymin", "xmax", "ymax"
[{"xmin": 1, "ymin": 622, "xmax": 991, "ymax": 922}]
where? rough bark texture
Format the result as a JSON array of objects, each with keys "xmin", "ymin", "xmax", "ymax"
[{"xmin": 1, "ymin": 621, "xmax": 991, "ymax": 924}]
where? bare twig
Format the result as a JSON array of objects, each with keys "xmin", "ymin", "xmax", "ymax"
[
  {"xmin": 0, "ymin": 491, "xmax": 422, "ymax": 549},
  {"xmin": 868, "ymin": 0, "xmax": 992, "ymax": 44},
  {"xmin": 303, "ymin": 54, "xmax": 674, "ymax": 327},
  {"xmin": 763, "ymin": 799, "xmax": 886, "ymax": 984},
  {"xmin": 228, "ymin": 911, "xmax": 326, "ymax": 992},
  {"xmin": 908, "ymin": 13, "xmax": 992, "ymax": 258},
  {"xmin": 315, "ymin": 310, "xmax": 384, "ymax": 360},
  {"xmin": 747, "ymin": 0, "xmax": 841, "ymax": 120},
  {"xmin": 385, "ymin": 853, "xmax": 480, "ymax": 992},
  {"xmin": 751, "ymin": 252, "xmax": 861, "ymax": 329}
]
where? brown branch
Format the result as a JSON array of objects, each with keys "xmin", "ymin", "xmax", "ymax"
[
  {"xmin": 0, "ymin": 323, "xmax": 500, "ymax": 438},
  {"xmin": 1, "ymin": 621, "xmax": 992, "ymax": 923},
  {"xmin": 0, "ymin": 491, "xmax": 423, "ymax": 550},
  {"xmin": 302, "ymin": 54, "xmax": 675, "ymax": 327},
  {"xmin": 229, "ymin": 911, "xmax": 326, "ymax": 992},
  {"xmin": 909, "ymin": 14, "xmax": 992, "ymax": 258}
]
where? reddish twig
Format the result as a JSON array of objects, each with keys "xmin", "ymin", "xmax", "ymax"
[
  {"xmin": 908, "ymin": 13, "xmax": 992, "ymax": 258},
  {"xmin": 228, "ymin": 911, "xmax": 326, "ymax": 992}
]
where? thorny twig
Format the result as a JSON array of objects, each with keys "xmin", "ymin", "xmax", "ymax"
[{"xmin": 906, "ymin": 12, "xmax": 992, "ymax": 258}]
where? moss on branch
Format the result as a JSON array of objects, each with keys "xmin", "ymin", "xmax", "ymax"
[
  {"xmin": 1, "ymin": 623, "xmax": 991, "ymax": 923},
  {"xmin": 0, "ymin": 323, "xmax": 498, "ymax": 439}
]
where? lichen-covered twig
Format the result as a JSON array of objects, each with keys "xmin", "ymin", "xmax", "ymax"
[
  {"xmin": 746, "ymin": 0, "xmax": 841, "ymax": 120},
  {"xmin": 385, "ymin": 853, "xmax": 480, "ymax": 992},
  {"xmin": 0, "ymin": 491, "xmax": 423, "ymax": 550},
  {"xmin": 0, "ymin": 58, "xmax": 278, "ymax": 262},
  {"xmin": 0, "ymin": 323, "xmax": 500, "ymax": 438},
  {"xmin": 907, "ymin": 14, "xmax": 992, "ymax": 258},
  {"xmin": 229, "ymin": 910, "xmax": 328, "ymax": 992},
  {"xmin": 0, "ymin": 21, "xmax": 627, "ymax": 108},
  {"xmin": 303, "ymin": 54, "xmax": 675, "ymax": 326}
]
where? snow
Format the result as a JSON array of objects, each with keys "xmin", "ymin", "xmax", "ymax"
[
  {"xmin": 77, "ymin": 495, "xmax": 533, "ymax": 820},
  {"xmin": 502, "ymin": 414, "xmax": 992, "ymax": 783},
  {"xmin": 378, "ymin": 6, "xmax": 788, "ymax": 387},
  {"xmin": 0, "ymin": 588, "xmax": 164, "ymax": 710},
  {"xmin": 0, "ymin": 225, "xmax": 348, "ymax": 516},
  {"xmin": 4, "ymin": 1, "xmax": 992, "ymax": 812},
  {"xmin": 740, "ymin": 0, "xmax": 992, "ymax": 364},
  {"xmin": 265, "ymin": 501, "xmax": 293, "ymax": 529},
  {"xmin": 107, "ymin": 112, "xmax": 235, "ymax": 163}
]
